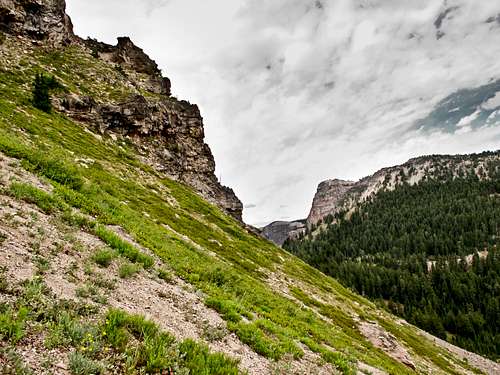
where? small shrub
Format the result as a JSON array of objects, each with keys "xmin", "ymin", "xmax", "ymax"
[
  {"xmin": 157, "ymin": 268, "xmax": 173, "ymax": 283},
  {"xmin": 179, "ymin": 339, "xmax": 239, "ymax": 375},
  {"xmin": 32, "ymin": 73, "xmax": 60, "ymax": 113},
  {"xmin": 0, "ymin": 269, "xmax": 9, "ymax": 293},
  {"xmin": 92, "ymin": 275, "xmax": 116, "ymax": 290},
  {"xmin": 68, "ymin": 352, "xmax": 104, "ymax": 375},
  {"xmin": 0, "ymin": 306, "xmax": 29, "ymax": 344},
  {"xmin": 321, "ymin": 351, "xmax": 356, "ymax": 375},
  {"xmin": 34, "ymin": 256, "xmax": 51, "ymax": 274},
  {"xmin": 93, "ymin": 226, "xmax": 153, "ymax": 268},
  {"xmin": 76, "ymin": 284, "xmax": 107, "ymax": 305},
  {"xmin": 202, "ymin": 323, "xmax": 228, "ymax": 342},
  {"xmin": 118, "ymin": 263, "xmax": 140, "ymax": 279},
  {"xmin": 91, "ymin": 248, "xmax": 116, "ymax": 268},
  {"xmin": 205, "ymin": 298, "xmax": 242, "ymax": 323},
  {"xmin": 114, "ymin": 65, "xmax": 126, "ymax": 76},
  {"xmin": 20, "ymin": 278, "xmax": 50, "ymax": 313}
]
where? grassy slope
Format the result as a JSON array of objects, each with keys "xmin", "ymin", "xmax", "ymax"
[{"xmin": 0, "ymin": 35, "xmax": 482, "ymax": 374}]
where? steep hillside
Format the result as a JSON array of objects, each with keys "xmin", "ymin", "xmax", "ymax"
[
  {"xmin": 0, "ymin": 0, "xmax": 242, "ymax": 221},
  {"xmin": 285, "ymin": 158, "xmax": 500, "ymax": 362},
  {"xmin": 0, "ymin": 1, "xmax": 498, "ymax": 374}
]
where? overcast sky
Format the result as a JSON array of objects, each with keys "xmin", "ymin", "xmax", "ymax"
[{"xmin": 66, "ymin": 0, "xmax": 500, "ymax": 226}]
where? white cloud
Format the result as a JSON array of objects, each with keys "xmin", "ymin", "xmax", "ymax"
[
  {"xmin": 456, "ymin": 110, "xmax": 480, "ymax": 128},
  {"xmin": 67, "ymin": 0, "xmax": 500, "ymax": 226},
  {"xmin": 482, "ymin": 92, "xmax": 500, "ymax": 110}
]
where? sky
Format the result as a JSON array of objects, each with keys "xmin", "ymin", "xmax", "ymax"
[{"xmin": 66, "ymin": 0, "xmax": 500, "ymax": 226}]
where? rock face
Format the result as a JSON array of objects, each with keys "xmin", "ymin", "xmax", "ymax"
[
  {"xmin": 0, "ymin": 0, "xmax": 243, "ymax": 220},
  {"xmin": 60, "ymin": 93, "xmax": 243, "ymax": 219},
  {"xmin": 306, "ymin": 179, "xmax": 355, "ymax": 226},
  {"xmin": 85, "ymin": 37, "xmax": 171, "ymax": 96},
  {"xmin": 261, "ymin": 220, "xmax": 306, "ymax": 246},
  {"xmin": 0, "ymin": 0, "xmax": 74, "ymax": 44}
]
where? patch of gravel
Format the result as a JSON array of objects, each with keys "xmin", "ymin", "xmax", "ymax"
[
  {"xmin": 359, "ymin": 321, "xmax": 415, "ymax": 371},
  {"xmin": 1, "ymin": 331, "xmax": 70, "ymax": 375},
  {"xmin": 418, "ymin": 328, "xmax": 500, "ymax": 375},
  {"xmin": 0, "ymin": 154, "xmax": 53, "ymax": 193}
]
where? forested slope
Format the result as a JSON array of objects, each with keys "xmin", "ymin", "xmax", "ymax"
[{"xmin": 285, "ymin": 164, "xmax": 500, "ymax": 360}]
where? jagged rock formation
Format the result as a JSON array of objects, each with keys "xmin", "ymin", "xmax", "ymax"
[
  {"xmin": 0, "ymin": 0, "xmax": 243, "ymax": 220},
  {"xmin": 84, "ymin": 37, "xmax": 171, "ymax": 96},
  {"xmin": 260, "ymin": 220, "xmax": 305, "ymax": 246}
]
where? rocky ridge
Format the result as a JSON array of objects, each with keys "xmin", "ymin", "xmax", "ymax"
[
  {"xmin": 263, "ymin": 151, "xmax": 500, "ymax": 245},
  {"xmin": 0, "ymin": 0, "xmax": 243, "ymax": 220}
]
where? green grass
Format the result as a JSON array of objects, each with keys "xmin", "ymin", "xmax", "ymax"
[
  {"xmin": 3, "ymin": 276, "xmax": 241, "ymax": 374},
  {"xmin": 8, "ymin": 182, "xmax": 62, "ymax": 214},
  {"xmin": 157, "ymin": 268, "xmax": 173, "ymax": 282},
  {"xmin": 92, "ymin": 225, "xmax": 154, "ymax": 268},
  {"xmin": 68, "ymin": 352, "xmax": 104, "ymax": 375},
  {"xmin": 0, "ymin": 37, "xmax": 482, "ymax": 375},
  {"xmin": 103, "ymin": 309, "xmax": 240, "ymax": 374},
  {"xmin": 91, "ymin": 248, "xmax": 116, "ymax": 268},
  {"xmin": 118, "ymin": 262, "xmax": 140, "ymax": 279},
  {"xmin": 0, "ymin": 306, "xmax": 29, "ymax": 344}
]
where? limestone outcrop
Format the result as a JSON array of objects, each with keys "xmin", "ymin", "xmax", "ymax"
[
  {"xmin": 306, "ymin": 152, "xmax": 500, "ymax": 227},
  {"xmin": 263, "ymin": 151, "xmax": 500, "ymax": 245},
  {"xmin": 306, "ymin": 179, "xmax": 355, "ymax": 226}
]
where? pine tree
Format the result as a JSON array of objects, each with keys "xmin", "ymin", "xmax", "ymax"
[{"xmin": 32, "ymin": 73, "xmax": 59, "ymax": 113}]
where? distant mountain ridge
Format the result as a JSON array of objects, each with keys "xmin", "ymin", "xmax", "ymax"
[{"xmin": 262, "ymin": 151, "xmax": 500, "ymax": 245}]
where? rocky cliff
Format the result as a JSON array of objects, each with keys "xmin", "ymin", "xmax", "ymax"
[
  {"xmin": 306, "ymin": 179, "xmax": 355, "ymax": 226},
  {"xmin": 307, "ymin": 151, "xmax": 500, "ymax": 227},
  {"xmin": 260, "ymin": 220, "xmax": 305, "ymax": 246},
  {"xmin": 0, "ymin": 0, "xmax": 74, "ymax": 44},
  {"xmin": 0, "ymin": 0, "xmax": 243, "ymax": 220}
]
